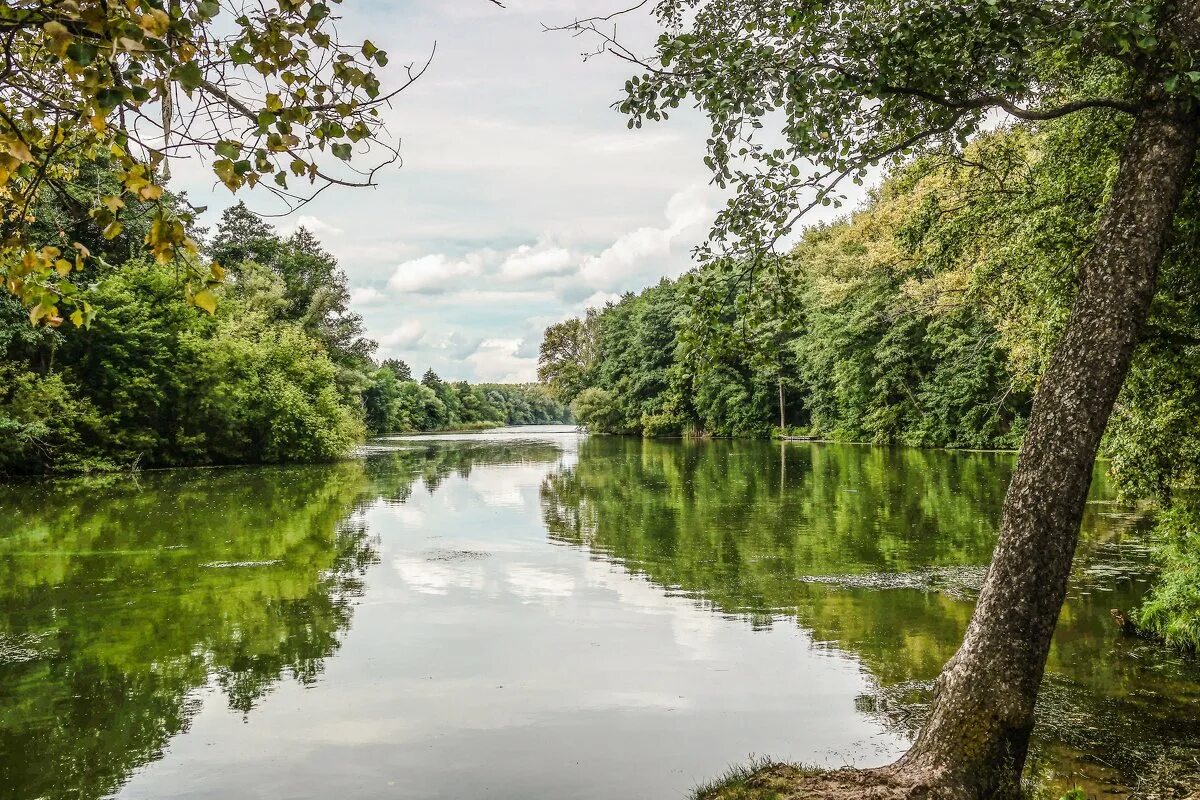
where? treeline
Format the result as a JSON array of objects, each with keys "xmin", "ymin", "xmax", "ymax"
[
  {"xmin": 0, "ymin": 166, "xmax": 567, "ymax": 475},
  {"xmin": 539, "ymin": 111, "xmax": 1200, "ymax": 648},
  {"xmin": 363, "ymin": 362, "xmax": 570, "ymax": 435}
]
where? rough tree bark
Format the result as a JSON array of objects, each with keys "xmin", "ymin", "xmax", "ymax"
[{"xmin": 886, "ymin": 21, "xmax": 1200, "ymax": 799}]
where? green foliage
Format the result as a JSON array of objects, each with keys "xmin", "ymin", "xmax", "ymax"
[
  {"xmin": 1133, "ymin": 503, "xmax": 1200, "ymax": 650},
  {"xmin": 543, "ymin": 132, "xmax": 1035, "ymax": 446},
  {"xmin": 572, "ymin": 388, "xmax": 623, "ymax": 434},
  {"xmin": 0, "ymin": 458, "xmax": 383, "ymax": 798},
  {"xmin": 182, "ymin": 311, "xmax": 366, "ymax": 464},
  {"xmin": 538, "ymin": 312, "xmax": 600, "ymax": 401},
  {"xmin": 0, "ymin": 366, "xmax": 107, "ymax": 473},
  {"xmin": 1, "ymin": 180, "xmax": 571, "ymax": 473},
  {"xmin": 209, "ymin": 203, "xmax": 376, "ymax": 367},
  {"xmin": 2, "ymin": 257, "xmax": 368, "ymax": 469},
  {"xmin": 361, "ymin": 371, "xmax": 571, "ymax": 436}
]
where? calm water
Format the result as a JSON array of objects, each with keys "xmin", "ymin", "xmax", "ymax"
[{"xmin": 1, "ymin": 427, "xmax": 1198, "ymax": 799}]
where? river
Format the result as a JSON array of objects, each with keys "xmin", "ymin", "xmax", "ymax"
[{"xmin": 1, "ymin": 426, "xmax": 1197, "ymax": 798}]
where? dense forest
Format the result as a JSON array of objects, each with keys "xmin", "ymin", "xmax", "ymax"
[
  {"xmin": 538, "ymin": 113, "xmax": 1200, "ymax": 651},
  {"xmin": 0, "ymin": 171, "xmax": 568, "ymax": 476}
]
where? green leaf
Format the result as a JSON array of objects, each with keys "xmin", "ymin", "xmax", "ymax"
[
  {"xmin": 214, "ymin": 141, "xmax": 241, "ymax": 159},
  {"xmin": 66, "ymin": 42, "xmax": 98, "ymax": 66},
  {"xmin": 95, "ymin": 88, "xmax": 124, "ymax": 110},
  {"xmin": 177, "ymin": 61, "xmax": 203, "ymax": 91}
]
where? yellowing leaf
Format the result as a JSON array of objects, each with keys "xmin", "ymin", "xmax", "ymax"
[
  {"xmin": 4, "ymin": 138, "xmax": 35, "ymax": 163},
  {"xmin": 102, "ymin": 220, "xmax": 123, "ymax": 239},
  {"xmin": 193, "ymin": 288, "xmax": 217, "ymax": 314},
  {"xmin": 139, "ymin": 9, "xmax": 170, "ymax": 38},
  {"xmin": 138, "ymin": 184, "xmax": 164, "ymax": 200}
]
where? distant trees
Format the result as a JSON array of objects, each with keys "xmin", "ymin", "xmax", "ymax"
[{"xmin": 360, "ymin": 368, "xmax": 571, "ymax": 436}]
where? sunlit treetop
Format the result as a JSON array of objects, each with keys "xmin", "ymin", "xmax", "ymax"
[
  {"xmin": 0, "ymin": 0, "xmax": 423, "ymax": 325},
  {"xmin": 563, "ymin": 0, "xmax": 1199, "ymax": 264}
]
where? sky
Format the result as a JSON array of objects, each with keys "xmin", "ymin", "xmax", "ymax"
[{"xmin": 168, "ymin": 2, "xmax": 745, "ymax": 382}]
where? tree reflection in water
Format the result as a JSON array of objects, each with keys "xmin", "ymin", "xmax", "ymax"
[
  {"xmin": 539, "ymin": 437, "xmax": 1200, "ymax": 795},
  {"xmin": 0, "ymin": 441, "xmax": 562, "ymax": 800}
]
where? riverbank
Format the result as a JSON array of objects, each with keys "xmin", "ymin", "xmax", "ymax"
[
  {"xmin": 378, "ymin": 421, "xmax": 508, "ymax": 435},
  {"xmin": 690, "ymin": 758, "xmax": 1200, "ymax": 800}
]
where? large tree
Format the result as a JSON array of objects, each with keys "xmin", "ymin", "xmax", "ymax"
[
  {"xmin": 564, "ymin": 0, "xmax": 1200, "ymax": 796},
  {"xmin": 537, "ymin": 310, "xmax": 600, "ymax": 402}
]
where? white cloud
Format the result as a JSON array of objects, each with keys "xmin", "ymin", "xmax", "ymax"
[
  {"xmin": 387, "ymin": 252, "xmax": 490, "ymax": 295},
  {"xmin": 465, "ymin": 338, "xmax": 538, "ymax": 383},
  {"xmin": 393, "ymin": 556, "xmax": 484, "ymax": 596},
  {"xmin": 436, "ymin": 289, "xmax": 558, "ymax": 306},
  {"xmin": 279, "ymin": 215, "xmax": 343, "ymax": 238},
  {"xmin": 577, "ymin": 290, "xmax": 622, "ymax": 311},
  {"xmin": 578, "ymin": 184, "xmax": 715, "ymax": 290},
  {"xmin": 580, "ymin": 130, "xmax": 682, "ymax": 154},
  {"xmin": 350, "ymin": 286, "xmax": 387, "ymax": 306},
  {"xmin": 428, "ymin": 330, "xmax": 486, "ymax": 360},
  {"xmin": 499, "ymin": 242, "xmax": 574, "ymax": 281},
  {"xmin": 379, "ymin": 320, "xmax": 427, "ymax": 349},
  {"xmin": 506, "ymin": 564, "xmax": 575, "ymax": 603}
]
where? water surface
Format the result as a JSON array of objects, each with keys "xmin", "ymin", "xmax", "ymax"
[{"xmin": 1, "ymin": 427, "xmax": 1197, "ymax": 798}]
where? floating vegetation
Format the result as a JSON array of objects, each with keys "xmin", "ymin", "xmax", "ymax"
[
  {"xmin": 424, "ymin": 549, "xmax": 489, "ymax": 562},
  {"xmin": 0, "ymin": 632, "xmax": 53, "ymax": 665},
  {"xmin": 796, "ymin": 565, "xmax": 989, "ymax": 600}
]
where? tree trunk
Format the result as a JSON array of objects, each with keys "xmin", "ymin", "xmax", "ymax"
[
  {"xmin": 891, "ymin": 93, "xmax": 1199, "ymax": 796},
  {"xmin": 778, "ymin": 376, "xmax": 786, "ymax": 430}
]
